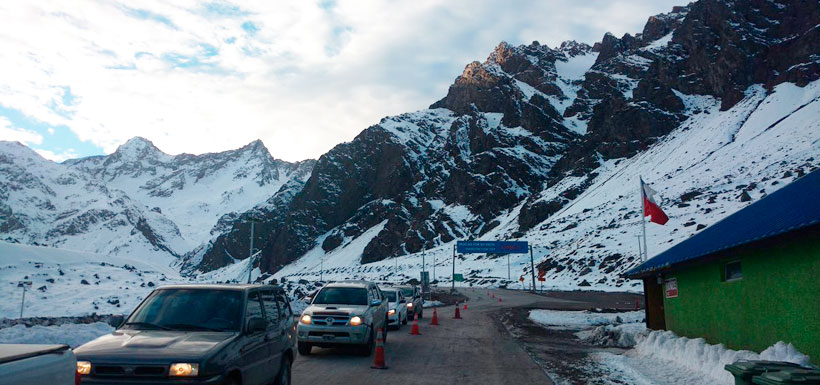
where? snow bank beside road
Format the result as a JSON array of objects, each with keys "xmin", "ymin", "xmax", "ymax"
[
  {"xmin": 632, "ymin": 330, "xmax": 812, "ymax": 384},
  {"xmin": 528, "ymin": 309, "xmax": 644, "ymax": 330},
  {"xmin": 0, "ymin": 322, "xmax": 113, "ymax": 348}
]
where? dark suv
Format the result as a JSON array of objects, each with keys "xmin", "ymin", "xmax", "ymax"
[{"xmin": 74, "ymin": 284, "xmax": 295, "ymax": 385}]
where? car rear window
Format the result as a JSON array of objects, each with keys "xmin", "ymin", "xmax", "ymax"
[
  {"xmin": 383, "ymin": 291, "xmax": 397, "ymax": 302},
  {"xmin": 313, "ymin": 287, "xmax": 368, "ymax": 305},
  {"xmin": 399, "ymin": 288, "xmax": 414, "ymax": 297}
]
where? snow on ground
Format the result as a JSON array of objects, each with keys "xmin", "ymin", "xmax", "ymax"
[
  {"xmin": 529, "ymin": 309, "xmax": 813, "ymax": 384},
  {"xmin": 0, "ymin": 242, "xmax": 183, "ymax": 319},
  {"xmin": 529, "ymin": 309, "xmax": 644, "ymax": 330},
  {"xmin": 423, "ymin": 300, "xmax": 444, "ymax": 308},
  {"xmin": 0, "ymin": 322, "xmax": 113, "ymax": 348}
]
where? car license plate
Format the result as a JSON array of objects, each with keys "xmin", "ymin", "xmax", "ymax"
[{"xmin": 322, "ymin": 334, "xmax": 335, "ymax": 340}]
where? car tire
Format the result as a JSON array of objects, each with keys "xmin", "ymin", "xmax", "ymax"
[
  {"xmin": 222, "ymin": 373, "xmax": 240, "ymax": 385},
  {"xmin": 418, "ymin": 308, "xmax": 423, "ymax": 319},
  {"xmin": 358, "ymin": 329, "xmax": 374, "ymax": 356},
  {"xmin": 402, "ymin": 314, "xmax": 408, "ymax": 325},
  {"xmin": 275, "ymin": 356, "xmax": 292, "ymax": 385},
  {"xmin": 383, "ymin": 326, "xmax": 388, "ymax": 344},
  {"xmin": 297, "ymin": 341, "xmax": 312, "ymax": 356}
]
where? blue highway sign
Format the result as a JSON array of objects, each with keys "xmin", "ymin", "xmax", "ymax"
[{"xmin": 457, "ymin": 241, "xmax": 529, "ymax": 254}]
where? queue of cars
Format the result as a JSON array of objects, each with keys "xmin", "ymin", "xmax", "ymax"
[
  {"xmin": 295, "ymin": 280, "xmax": 425, "ymax": 356},
  {"xmin": 57, "ymin": 280, "xmax": 424, "ymax": 384}
]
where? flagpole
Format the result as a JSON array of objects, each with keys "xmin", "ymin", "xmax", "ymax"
[{"xmin": 640, "ymin": 177, "xmax": 648, "ymax": 261}]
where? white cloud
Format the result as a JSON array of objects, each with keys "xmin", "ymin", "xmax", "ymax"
[
  {"xmin": 33, "ymin": 148, "xmax": 79, "ymax": 163},
  {"xmin": 0, "ymin": 116, "xmax": 43, "ymax": 145},
  {"xmin": 0, "ymin": 0, "xmax": 682, "ymax": 161}
]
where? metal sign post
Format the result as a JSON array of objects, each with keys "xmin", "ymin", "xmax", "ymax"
[
  {"xmin": 17, "ymin": 281, "xmax": 31, "ymax": 318},
  {"xmin": 529, "ymin": 246, "xmax": 536, "ymax": 293}
]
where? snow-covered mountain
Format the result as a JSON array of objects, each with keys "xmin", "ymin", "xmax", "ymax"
[
  {"xmin": 0, "ymin": 137, "xmax": 314, "ymax": 269},
  {"xmin": 1, "ymin": 0, "xmax": 818, "ymax": 299},
  {"xmin": 197, "ymin": 0, "xmax": 820, "ymax": 290}
]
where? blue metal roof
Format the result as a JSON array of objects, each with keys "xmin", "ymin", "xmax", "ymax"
[{"xmin": 625, "ymin": 169, "xmax": 820, "ymax": 278}]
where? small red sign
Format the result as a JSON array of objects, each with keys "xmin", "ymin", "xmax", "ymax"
[
  {"xmin": 665, "ymin": 278, "xmax": 678, "ymax": 298},
  {"xmin": 519, "ymin": 276, "xmax": 525, "ymax": 282},
  {"xmin": 537, "ymin": 277, "xmax": 545, "ymax": 282}
]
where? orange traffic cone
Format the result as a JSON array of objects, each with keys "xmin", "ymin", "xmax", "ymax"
[
  {"xmin": 498, "ymin": 297, "xmax": 502, "ymax": 303},
  {"xmin": 430, "ymin": 308, "xmax": 439, "ymax": 325},
  {"xmin": 454, "ymin": 302, "xmax": 462, "ymax": 319},
  {"xmin": 463, "ymin": 301, "xmax": 468, "ymax": 310},
  {"xmin": 410, "ymin": 312, "xmax": 421, "ymax": 335},
  {"xmin": 371, "ymin": 328, "xmax": 388, "ymax": 369}
]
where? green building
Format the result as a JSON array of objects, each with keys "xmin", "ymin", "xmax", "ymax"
[{"xmin": 626, "ymin": 170, "xmax": 820, "ymax": 364}]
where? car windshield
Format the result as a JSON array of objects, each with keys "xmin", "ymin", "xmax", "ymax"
[
  {"xmin": 313, "ymin": 287, "xmax": 368, "ymax": 305},
  {"xmin": 398, "ymin": 287, "xmax": 414, "ymax": 297},
  {"xmin": 383, "ymin": 291, "xmax": 398, "ymax": 302},
  {"xmin": 123, "ymin": 289, "xmax": 243, "ymax": 332}
]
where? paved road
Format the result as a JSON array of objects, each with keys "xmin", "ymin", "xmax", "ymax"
[{"xmin": 292, "ymin": 287, "xmax": 582, "ymax": 385}]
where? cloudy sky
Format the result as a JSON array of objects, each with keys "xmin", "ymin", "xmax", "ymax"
[{"xmin": 0, "ymin": 0, "xmax": 682, "ymax": 162}]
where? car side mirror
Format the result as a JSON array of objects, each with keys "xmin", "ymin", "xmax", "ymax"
[
  {"xmin": 108, "ymin": 315, "xmax": 125, "ymax": 328},
  {"xmin": 370, "ymin": 299, "xmax": 382, "ymax": 307},
  {"xmin": 246, "ymin": 317, "xmax": 266, "ymax": 334}
]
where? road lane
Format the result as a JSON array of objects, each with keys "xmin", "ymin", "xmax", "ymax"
[{"xmin": 292, "ymin": 287, "xmax": 581, "ymax": 385}]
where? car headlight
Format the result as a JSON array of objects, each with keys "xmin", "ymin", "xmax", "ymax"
[
  {"xmin": 300, "ymin": 314, "xmax": 312, "ymax": 324},
  {"xmin": 169, "ymin": 363, "xmax": 199, "ymax": 377},
  {"xmin": 350, "ymin": 316, "xmax": 363, "ymax": 326},
  {"xmin": 77, "ymin": 361, "xmax": 91, "ymax": 375},
  {"xmin": 387, "ymin": 309, "xmax": 396, "ymax": 316},
  {"xmin": 406, "ymin": 302, "xmax": 413, "ymax": 308}
]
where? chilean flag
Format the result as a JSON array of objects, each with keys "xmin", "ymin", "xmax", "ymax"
[{"xmin": 641, "ymin": 178, "xmax": 669, "ymax": 225}]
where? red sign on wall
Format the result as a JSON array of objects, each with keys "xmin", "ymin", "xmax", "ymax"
[{"xmin": 665, "ymin": 278, "xmax": 678, "ymax": 298}]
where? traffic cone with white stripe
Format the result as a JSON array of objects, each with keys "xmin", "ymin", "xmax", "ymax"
[
  {"xmin": 430, "ymin": 307, "xmax": 439, "ymax": 325},
  {"xmin": 410, "ymin": 312, "xmax": 421, "ymax": 335},
  {"xmin": 371, "ymin": 328, "xmax": 388, "ymax": 369},
  {"xmin": 454, "ymin": 302, "xmax": 462, "ymax": 319}
]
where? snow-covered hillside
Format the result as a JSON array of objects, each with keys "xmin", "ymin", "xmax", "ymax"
[
  {"xmin": 0, "ymin": 241, "xmax": 180, "ymax": 318},
  {"xmin": 266, "ymin": 79, "xmax": 819, "ymax": 291}
]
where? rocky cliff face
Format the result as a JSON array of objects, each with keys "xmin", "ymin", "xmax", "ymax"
[{"xmin": 197, "ymin": 0, "xmax": 820, "ymax": 280}]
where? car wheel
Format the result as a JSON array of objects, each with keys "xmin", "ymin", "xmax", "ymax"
[
  {"xmin": 358, "ymin": 329, "xmax": 374, "ymax": 356},
  {"xmin": 402, "ymin": 314, "xmax": 408, "ymax": 325},
  {"xmin": 222, "ymin": 372, "xmax": 240, "ymax": 385},
  {"xmin": 383, "ymin": 326, "xmax": 388, "ymax": 344},
  {"xmin": 275, "ymin": 356, "xmax": 292, "ymax": 385},
  {"xmin": 297, "ymin": 341, "xmax": 312, "ymax": 356},
  {"xmin": 418, "ymin": 308, "xmax": 423, "ymax": 319}
]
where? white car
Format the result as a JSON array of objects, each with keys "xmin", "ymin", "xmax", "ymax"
[{"xmin": 381, "ymin": 287, "xmax": 408, "ymax": 330}]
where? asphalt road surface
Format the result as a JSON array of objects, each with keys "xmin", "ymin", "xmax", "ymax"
[{"xmin": 292, "ymin": 287, "xmax": 583, "ymax": 385}]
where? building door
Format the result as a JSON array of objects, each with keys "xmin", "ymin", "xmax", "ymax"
[{"xmin": 643, "ymin": 277, "xmax": 666, "ymax": 330}]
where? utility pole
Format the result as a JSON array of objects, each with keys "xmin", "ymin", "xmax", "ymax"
[
  {"xmin": 433, "ymin": 255, "xmax": 436, "ymax": 284},
  {"xmin": 507, "ymin": 254, "xmax": 511, "ymax": 281},
  {"xmin": 529, "ymin": 245, "xmax": 536, "ymax": 293},
  {"xmin": 247, "ymin": 221, "xmax": 255, "ymax": 284},
  {"xmin": 18, "ymin": 281, "xmax": 31, "ymax": 318},
  {"xmin": 452, "ymin": 244, "xmax": 456, "ymax": 290},
  {"xmin": 320, "ymin": 257, "xmax": 323, "ymax": 282}
]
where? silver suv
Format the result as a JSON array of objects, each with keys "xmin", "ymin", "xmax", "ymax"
[{"xmin": 297, "ymin": 281, "xmax": 388, "ymax": 356}]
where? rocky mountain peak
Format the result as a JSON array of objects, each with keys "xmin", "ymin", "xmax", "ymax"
[
  {"xmin": 557, "ymin": 40, "xmax": 593, "ymax": 58},
  {"xmin": 113, "ymin": 136, "xmax": 163, "ymax": 160}
]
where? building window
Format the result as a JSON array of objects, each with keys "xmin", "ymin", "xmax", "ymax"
[{"xmin": 724, "ymin": 261, "xmax": 742, "ymax": 282}]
